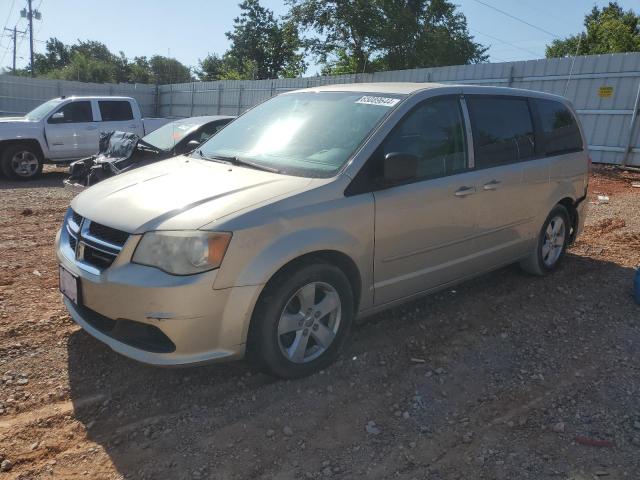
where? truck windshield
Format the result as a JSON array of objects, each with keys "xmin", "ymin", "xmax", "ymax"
[
  {"xmin": 142, "ymin": 119, "xmax": 201, "ymax": 151},
  {"xmin": 195, "ymin": 91, "xmax": 404, "ymax": 178},
  {"xmin": 25, "ymin": 98, "xmax": 65, "ymax": 121}
]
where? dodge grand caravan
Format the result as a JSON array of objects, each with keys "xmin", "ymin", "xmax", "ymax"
[{"xmin": 56, "ymin": 83, "xmax": 589, "ymax": 378}]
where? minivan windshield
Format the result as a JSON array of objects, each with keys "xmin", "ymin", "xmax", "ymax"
[
  {"xmin": 25, "ymin": 98, "xmax": 65, "ymax": 121},
  {"xmin": 195, "ymin": 91, "xmax": 404, "ymax": 177},
  {"xmin": 142, "ymin": 119, "xmax": 202, "ymax": 151}
]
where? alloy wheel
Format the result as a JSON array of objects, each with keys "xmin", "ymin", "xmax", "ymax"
[
  {"xmin": 10, "ymin": 150, "xmax": 39, "ymax": 178},
  {"xmin": 542, "ymin": 215, "xmax": 566, "ymax": 267},
  {"xmin": 277, "ymin": 281, "xmax": 342, "ymax": 364}
]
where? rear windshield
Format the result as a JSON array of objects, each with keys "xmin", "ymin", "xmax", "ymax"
[{"xmin": 196, "ymin": 91, "xmax": 404, "ymax": 177}]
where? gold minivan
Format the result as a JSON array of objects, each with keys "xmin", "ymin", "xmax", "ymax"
[{"xmin": 56, "ymin": 83, "xmax": 589, "ymax": 378}]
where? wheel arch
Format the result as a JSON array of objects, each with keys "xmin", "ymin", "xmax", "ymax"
[
  {"xmin": 0, "ymin": 139, "xmax": 45, "ymax": 160},
  {"xmin": 557, "ymin": 196, "xmax": 579, "ymax": 243},
  {"xmin": 257, "ymin": 250, "xmax": 362, "ymax": 313}
]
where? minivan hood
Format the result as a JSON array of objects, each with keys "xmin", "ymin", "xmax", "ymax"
[{"xmin": 71, "ymin": 156, "xmax": 313, "ymax": 233}]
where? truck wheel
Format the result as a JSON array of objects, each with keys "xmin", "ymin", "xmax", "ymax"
[
  {"xmin": 248, "ymin": 262, "xmax": 354, "ymax": 379},
  {"xmin": 1, "ymin": 144, "xmax": 43, "ymax": 180},
  {"xmin": 520, "ymin": 204, "xmax": 570, "ymax": 276}
]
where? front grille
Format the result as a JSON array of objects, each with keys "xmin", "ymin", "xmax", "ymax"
[
  {"xmin": 71, "ymin": 211, "xmax": 82, "ymax": 226},
  {"xmin": 65, "ymin": 210, "xmax": 129, "ymax": 271},
  {"xmin": 88, "ymin": 222, "xmax": 129, "ymax": 246}
]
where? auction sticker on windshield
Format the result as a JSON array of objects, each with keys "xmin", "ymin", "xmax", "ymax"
[{"xmin": 355, "ymin": 96, "xmax": 400, "ymax": 107}]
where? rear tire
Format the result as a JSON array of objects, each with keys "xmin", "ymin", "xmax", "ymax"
[
  {"xmin": 1, "ymin": 144, "xmax": 43, "ymax": 180},
  {"xmin": 247, "ymin": 262, "xmax": 354, "ymax": 379},
  {"xmin": 520, "ymin": 204, "xmax": 570, "ymax": 276}
]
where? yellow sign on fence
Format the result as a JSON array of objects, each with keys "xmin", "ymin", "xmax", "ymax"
[{"xmin": 598, "ymin": 86, "xmax": 614, "ymax": 98}]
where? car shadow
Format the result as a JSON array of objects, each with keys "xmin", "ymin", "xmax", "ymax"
[
  {"xmin": 65, "ymin": 253, "xmax": 638, "ymax": 478},
  {"xmin": 0, "ymin": 169, "xmax": 68, "ymax": 190}
]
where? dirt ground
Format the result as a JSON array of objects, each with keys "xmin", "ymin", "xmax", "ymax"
[{"xmin": 0, "ymin": 165, "xmax": 639, "ymax": 480}]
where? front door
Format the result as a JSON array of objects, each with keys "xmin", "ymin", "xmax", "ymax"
[
  {"xmin": 45, "ymin": 100, "xmax": 97, "ymax": 160},
  {"xmin": 372, "ymin": 96, "xmax": 485, "ymax": 305}
]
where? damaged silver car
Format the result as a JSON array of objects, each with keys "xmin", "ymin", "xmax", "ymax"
[{"xmin": 65, "ymin": 115, "xmax": 234, "ymax": 190}]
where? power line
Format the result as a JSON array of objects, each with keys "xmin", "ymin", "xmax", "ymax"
[
  {"xmin": 470, "ymin": 0, "xmax": 561, "ymax": 39},
  {"xmin": 13, "ymin": 0, "xmax": 41, "ymax": 71},
  {"xmin": 0, "ymin": 0, "xmax": 18, "ymax": 66},
  {"xmin": 4, "ymin": 26, "xmax": 27, "ymax": 71},
  {"xmin": 0, "ymin": 0, "xmax": 17, "ymax": 41},
  {"xmin": 470, "ymin": 28, "xmax": 544, "ymax": 59}
]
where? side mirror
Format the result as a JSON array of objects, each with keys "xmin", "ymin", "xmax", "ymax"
[
  {"xmin": 49, "ymin": 111, "xmax": 65, "ymax": 123},
  {"xmin": 186, "ymin": 139, "xmax": 201, "ymax": 151},
  {"xmin": 383, "ymin": 152, "xmax": 418, "ymax": 185}
]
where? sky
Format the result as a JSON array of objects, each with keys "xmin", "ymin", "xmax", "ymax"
[{"xmin": 0, "ymin": 0, "xmax": 637, "ymax": 75}]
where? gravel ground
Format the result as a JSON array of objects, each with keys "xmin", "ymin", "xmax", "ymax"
[{"xmin": 0, "ymin": 165, "xmax": 639, "ymax": 480}]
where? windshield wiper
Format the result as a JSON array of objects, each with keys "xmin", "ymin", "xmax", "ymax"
[{"xmin": 197, "ymin": 152, "xmax": 281, "ymax": 173}]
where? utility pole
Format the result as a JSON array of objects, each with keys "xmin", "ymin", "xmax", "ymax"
[
  {"xmin": 3, "ymin": 26, "xmax": 26, "ymax": 73},
  {"xmin": 20, "ymin": 0, "xmax": 41, "ymax": 77}
]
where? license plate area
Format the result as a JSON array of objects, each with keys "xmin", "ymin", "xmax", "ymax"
[{"xmin": 59, "ymin": 265, "xmax": 80, "ymax": 305}]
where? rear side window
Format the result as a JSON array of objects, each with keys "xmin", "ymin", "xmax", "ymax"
[
  {"xmin": 534, "ymin": 99, "xmax": 583, "ymax": 155},
  {"xmin": 99, "ymin": 101, "xmax": 134, "ymax": 121},
  {"xmin": 467, "ymin": 97, "xmax": 535, "ymax": 168},
  {"xmin": 379, "ymin": 96, "xmax": 468, "ymax": 181},
  {"xmin": 48, "ymin": 101, "xmax": 93, "ymax": 124}
]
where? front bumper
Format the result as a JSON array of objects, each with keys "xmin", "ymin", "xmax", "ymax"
[{"xmin": 56, "ymin": 228, "xmax": 263, "ymax": 366}]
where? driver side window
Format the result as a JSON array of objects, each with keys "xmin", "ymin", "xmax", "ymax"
[
  {"xmin": 48, "ymin": 101, "xmax": 93, "ymax": 124},
  {"xmin": 380, "ymin": 96, "xmax": 468, "ymax": 182}
]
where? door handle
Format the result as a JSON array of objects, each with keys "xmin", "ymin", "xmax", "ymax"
[
  {"xmin": 454, "ymin": 186, "xmax": 476, "ymax": 197},
  {"xmin": 128, "ymin": 124, "xmax": 137, "ymax": 128},
  {"xmin": 483, "ymin": 179, "xmax": 502, "ymax": 191},
  {"xmin": 86, "ymin": 126, "xmax": 97, "ymax": 131}
]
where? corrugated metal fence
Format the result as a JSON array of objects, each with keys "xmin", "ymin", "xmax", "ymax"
[
  {"xmin": 2, "ymin": 53, "xmax": 640, "ymax": 165},
  {"xmin": 0, "ymin": 75, "xmax": 157, "ymax": 117}
]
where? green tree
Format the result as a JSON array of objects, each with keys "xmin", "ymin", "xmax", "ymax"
[
  {"xmin": 196, "ymin": 54, "xmax": 228, "ymax": 81},
  {"xmin": 288, "ymin": 0, "xmax": 487, "ymax": 74},
  {"xmin": 128, "ymin": 56, "xmax": 153, "ymax": 84},
  {"xmin": 48, "ymin": 52, "xmax": 116, "ymax": 83},
  {"xmin": 18, "ymin": 38, "xmax": 193, "ymax": 84},
  {"xmin": 546, "ymin": 2, "xmax": 640, "ymax": 57},
  {"xmin": 224, "ymin": 0, "xmax": 306, "ymax": 79},
  {"xmin": 69, "ymin": 40, "xmax": 115, "ymax": 64},
  {"xmin": 288, "ymin": 0, "xmax": 382, "ymax": 74},
  {"xmin": 148, "ymin": 55, "xmax": 193, "ymax": 84},
  {"xmin": 377, "ymin": 0, "xmax": 488, "ymax": 70},
  {"xmin": 33, "ymin": 37, "xmax": 70, "ymax": 74}
]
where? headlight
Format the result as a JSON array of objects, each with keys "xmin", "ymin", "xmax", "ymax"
[{"xmin": 132, "ymin": 231, "xmax": 232, "ymax": 275}]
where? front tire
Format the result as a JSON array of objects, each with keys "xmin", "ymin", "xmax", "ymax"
[
  {"xmin": 1, "ymin": 144, "xmax": 43, "ymax": 180},
  {"xmin": 520, "ymin": 204, "xmax": 570, "ymax": 276},
  {"xmin": 248, "ymin": 262, "xmax": 354, "ymax": 379}
]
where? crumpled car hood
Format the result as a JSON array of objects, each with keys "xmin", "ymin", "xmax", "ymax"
[
  {"xmin": 71, "ymin": 155, "xmax": 313, "ymax": 233},
  {"xmin": 95, "ymin": 131, "xmax": 140, "ymax": 163}
]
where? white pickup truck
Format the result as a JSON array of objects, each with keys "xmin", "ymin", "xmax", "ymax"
[{"xmin": 0, "ymin": 96, "xmax": 170, "ymax": 180}]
